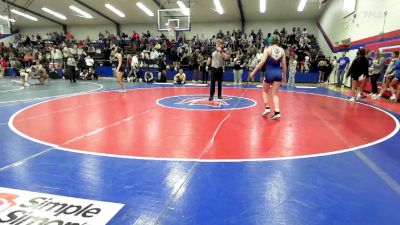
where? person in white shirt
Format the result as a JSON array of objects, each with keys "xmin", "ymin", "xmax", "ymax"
[
  {"xmin": 255, "ymin": 49, "xmax": 263, "ymax": 61},
  {"xmin": 150, "ymin": 48, "xmax": 159, "ymax": 60},
  {"xmin": 207, "ymin": 39, "xmax": 230, "ymax": 100},
  {"xmin": 127, "ymin": 54, "xmax": 139, "ymax": 82},
  {"xmin": 174, "ymin": 69, "xmax": 186, "ymax": 84},
  {"xmin": 329, "ymin": 56, "xmax": 338, "ymax": 84},
  {"xmin": 304, "ymin": 55, "xmax": 310, "ymax": 73},
  {"xmin": 149, "ymin": 48, "xmax": 159, "ymax": 68},
  {"xmin": 141, "ymin": 50, "xmax": 150, "ymax": 67},
  {"xmin": 84, "ymin": 55, "xmax": 96, "ymax": 80},
  {"xmin": 19, "ymin": 66, "xmax": 33, "ymax": 87},
  {"xmin": 247, "ymin": 55, "xmax": 259, "ymax": 83},
  {"xmin": 77, "ymin": 46, "xmax": 84, "ymax": 58},
  {"xmin": 288, "ymin": 54, "xmax": 297, "ymax": 86},
  {"xmin": 131, "ymin": 54, "xmax": 139, "ymax": 69},
  {"xmin": 69, "ymin": 45, "xmax": 78, "ymax": 58},
  {"xmin": 256, "ymin": 49, "xmax": 264, "ymax": 81},
  {"xmin": 51, "ymin": 47, "xmax": 63, "ymax": 69},
  {"xmin": 62, "ymin": 46, "xmax": 70, "ymax": 62}
]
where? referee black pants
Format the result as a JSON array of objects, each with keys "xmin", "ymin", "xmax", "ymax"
[
  {"xmin": 210, "ymin": 67, "xmax": 223, "ymax": 98},
  {"xmin": 67, "ymin": 66, "xmax": 76, "ymax": 82}
]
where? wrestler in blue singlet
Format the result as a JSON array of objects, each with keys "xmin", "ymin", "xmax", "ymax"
[{"xmin": 264, "ymin": 45, "xmax": 284, "ymax": 83}]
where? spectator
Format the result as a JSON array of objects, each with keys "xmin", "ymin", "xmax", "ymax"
[
  {"xmin": 128, "ymin": 54, "xmax": 139, "ymax": 81},
  {"xmin": 329, "ymin": 56, "xmax": 338, "ymax": 83},
  {"xmin": 84, "ymin": 55, "xmax": 96, "ymax": 80},
  {"xmin": 191, "ymin": 50, "xmax": 201, "ymax": 83},
  {"xmin": 318, "ymin": 57, "xmax": 328, "ymax": 83},
  {"xmin": 389, "ymin": 53, "xmax": 400, "ymax": 102},
  {"xmin": 373, "ymin": 51, "xmax": 399, "ymax": 100},
  {"xmin": 144, "ymin": 71, "xmax": 154, "ymax": 83},
  {"xmin": 70, "ymin": 44, "xmax": 78, "ymax": 58},
  {"xmin": 51, "ymin": 47, "xmax": 63, "ymax": 69},
  {"xmin": 150, "ymin": 48, "xmax": 159, "ymax": 61},
  {"xmin": 199, "ymin": 52, "xmax": 209, "ymax": 84},
  {"xmin": 233, "ymin": 51, "xmax": 244, "ymax": 85},
  {"xmin": 247, "ymin": 55, "xmax": 258, "ymax": 82},
  {"xmin": 157, "ymin": 57, "xmax": 167, "ymax": 83},
  {"xmin": 337, "ymin": 52, "xmax": 350, "ymax": 87},
  {"xmin": 23, "ymin": 52, "xmax": 32, "ymax": 68},
  {"xmin": 10, "ymin": 57, "xmax": 23, "ymax": 77},
  {"xmin": 347, "ymin": 48, "xmax": 369, "ymax": 101},
  {"xmin": 0, "ymin": 57, "xmax": 8, "ymax": 77},
  {"xmin": 369, "ymin": 51, "xmax": 385, "ymax": 98},
  {"xmin": 288, "ymin": 54, "xmax": 297, "ymax": 86},
  {"xmin": 174, "ymin": 69, "xmax": 186, "ymax": 84}
]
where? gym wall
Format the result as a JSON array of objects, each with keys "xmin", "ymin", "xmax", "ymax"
[
  {"xmin": 17, "ymin": 19, "xmax": 319, "ymax": 43},
  {"xmin": 319, "ymin": 0, "xmax": 400, "ymax": 58}
]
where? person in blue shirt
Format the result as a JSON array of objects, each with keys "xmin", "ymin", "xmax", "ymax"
[
  {"xmin": 337, "ymin": 52, "xmax": 350, "ymax": 87},
  {"xmin": 389, "ymin": 54, "xmax": 400, "ymax": 102}
]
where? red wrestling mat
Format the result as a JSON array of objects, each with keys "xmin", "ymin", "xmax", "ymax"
[{"xmin": 10, "ymin": 87, "xmax": 398, "ymax": 160}]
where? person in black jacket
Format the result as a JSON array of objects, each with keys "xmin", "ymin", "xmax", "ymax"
[{"xmin": 347, "ymin": 48, "xmax": 369, "ymax": 101}]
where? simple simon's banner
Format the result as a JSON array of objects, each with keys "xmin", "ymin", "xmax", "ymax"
[{"xmin": 0, "ymin": 187, "xmax": 124, "ymax": 225}]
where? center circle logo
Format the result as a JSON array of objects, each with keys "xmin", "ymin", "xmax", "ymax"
[{"xmin": 156, "ymin": 95, "xmax": 257, "ymax": 110}]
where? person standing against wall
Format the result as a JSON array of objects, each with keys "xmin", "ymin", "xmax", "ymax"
[
  {"xmin": 347, "ymin": 48, "xmax": 369, "ymax": 102},
  {"xmin": 369, "ymin": 51, "xmax": 385, "ymax": 98},
  {"xmin": 288, "ymin": 54, "xmax": 297, "ymax": 86},
  {"xmin": 389, "ymin": 53, "xmax": 400, "ymax": 102},
  {"xmin": 207, "ymin": 39, "xmax": 229, "ymax": 101},
  {"xmin": 318, "ymin": 57, "xmax": 328, "ymax": 83},
  {"xmin": 329, "ymin": 56, "xmax": 338, "ymax": 84},
  {"xmin": 337, "ymin": 52, "xmax": 350, "ymax": 87},
  {"xmin": 372, "ymin": 51, "xmax": 399, "ymax": 100}
]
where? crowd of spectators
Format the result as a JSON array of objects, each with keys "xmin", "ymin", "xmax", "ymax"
[
  {"xmin": 1, "ymin": 27, "xmax": 398, "ymax": 101},
  {"xmin": 0, "ymin": 26, "xmax": 326, "ymax": 81}
]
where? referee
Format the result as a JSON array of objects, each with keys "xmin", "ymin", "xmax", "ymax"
[{"xmin": 208, "ymin": 39, "xmax": 229, "ymax": 101}]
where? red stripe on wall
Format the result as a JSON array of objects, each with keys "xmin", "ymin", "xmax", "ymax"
[
  {"xmin": 352, "ymin": 29, "xmax": 400, "ymax": 46},
  {"xmin": 318, "ymin": 22, "xmax": 400, "ymax": 52},
  {"xmin": 365, "ymin": 39, "xmax": 400, "ymax": 51}
]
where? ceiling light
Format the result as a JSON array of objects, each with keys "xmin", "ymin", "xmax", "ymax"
[
  {"xmin": 213, "ymin": 0, "xmax": 223, "ymax": 14},
  {"xmin": 298, "ymin": 0, "xmax": 307, "ymax": 11},
  {"xmin": 343, "ymin": 0, "xmax": 356, "ymax": 12},
  {"xmin": 0, "ymin": 15, "xmax": 16, "ymax": 23},
  {"xmin": 69, "ymin": 5, "xmax": 93, "ymax": 19},
  {"xmin": 136, "ymin": 2, "xmax": 154, "ymax": 17},
  {"xmin": 177, "ymin": 1, "xmax": 190, "ymax": 16},
  {"xmin": 260, "ymin": 0, "xmax": 267, "ymax": 13},
  {"xmin": 10, "ymin": 9, "xmax": 38, "ymax": 21},
  {"xmin": 41, "ymin": 7, "xmax": 67, "ymax": 20},
  {"xmin": 105, "ymin": 3, "xmax": 125, "ymax": 17}
]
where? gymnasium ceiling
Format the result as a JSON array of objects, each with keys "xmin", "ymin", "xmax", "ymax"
[{"xmin": 0, "ymin": 0, "xmax": 328, "ymax": 27}]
